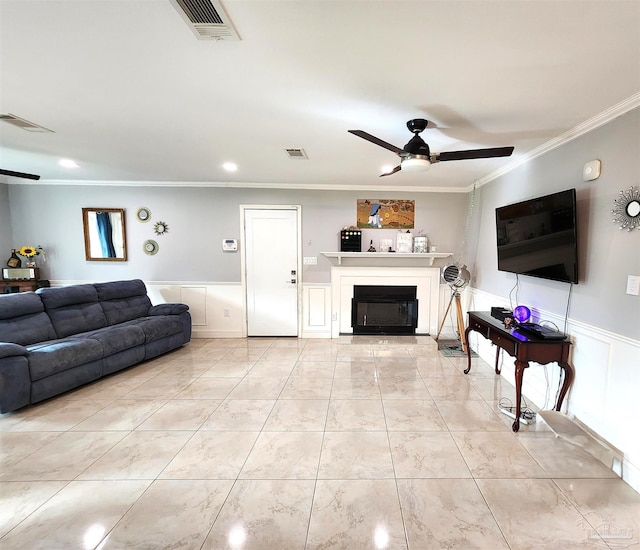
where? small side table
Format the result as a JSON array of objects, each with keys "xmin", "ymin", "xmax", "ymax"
[{"xmin": 464, "ymin": 311, "xmax": 574, "ymax": 432}]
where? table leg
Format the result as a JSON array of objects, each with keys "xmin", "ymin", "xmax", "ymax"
[
  {"xmin": 464, "ymin": 326, "xmax": 473, "ymax": 374},
  {"xmin": 494, "ymin": 347, "xmax": 501, "ymax": 374},
  {"xmin": 513, "ymin": 360, "xmax": 528, "ymax": 432},
  {"xmin": 555, "ymin": 362, "xmax": 575, "ymax": 411}
]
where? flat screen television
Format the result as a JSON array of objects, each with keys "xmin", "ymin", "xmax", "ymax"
[{"xmin": 495, "ymin": 188, "xmax": 578, "ymax": 284}]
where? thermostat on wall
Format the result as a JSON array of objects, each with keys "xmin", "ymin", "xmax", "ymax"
[
  {"xmin": 583, "ymin": 159, "xmax": 601, "ymax": 181},
  {"xmin": 222, "ymin": 239, "xmax": 238, "ymax": 252}
]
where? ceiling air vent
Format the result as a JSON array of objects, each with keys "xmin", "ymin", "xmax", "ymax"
[
  {"xmin": 0, "ymin": 113, "xmax": 54, "ymax": 133},
  {"xmin": 285, "ymin": 148, "xmax": 308, "ymax": 159},
  {"xmin": 169, "ymin": 0, "xmax": 240, "ymax": 41}
]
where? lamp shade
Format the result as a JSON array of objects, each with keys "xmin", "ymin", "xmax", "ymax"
[
  {"xmin": 442, "ymin": 264, "xmax": 470, "ymax": 290},
  {"xmin": 513, "ymin": 305, "xmax": 531, "ymax": 323}
]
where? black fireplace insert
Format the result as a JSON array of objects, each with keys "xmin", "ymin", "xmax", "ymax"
[{"xmin": 351, "ymin": 285, "xmax": 418, "ymax": 335}]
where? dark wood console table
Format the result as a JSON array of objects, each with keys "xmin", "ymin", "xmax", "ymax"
[
  {"xmin": 1, "ymin": 279, "xmax": 43, "ymax": 293},
  {"xmin": 464, "ymin": 311, "xmax": 574, "ymax": 432},
  {"xmin": 1, "ymin": 268, "xmax": 48, "ymax": 294}
]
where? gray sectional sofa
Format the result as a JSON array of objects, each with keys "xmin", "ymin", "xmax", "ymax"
[{"xmin": 0, "ymin": 279, "xmax": 191, "ymax": 413}]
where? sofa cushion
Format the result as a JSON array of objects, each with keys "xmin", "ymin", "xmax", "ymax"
[
  {"xmin": 72, "ymin": 324, "xmax": 146, "ymax": 356},
  {"xmin": 121, "ymin": 316, "xmax": 184, "ymax": 343},
  {"xmin": 37, "ymin": 285, "xmax": 107, "ymax": 338},
  {"xmin": 95, "ymin": 279, "xmax": 152, "ymax": 325},
  {"xmin": 31, "ymin": 360, "xmax": 103, "ymax": 404},
  {"xmin": 27, "ymin": 338, "xmax": 104, "ymax": 381},
  {"xmin": 149, "ymin": 303, "xmax": 189, "ymax": 316},
  {"xmin": 0, "ymin": 293, "xmax": 57, "ymax": 345}
]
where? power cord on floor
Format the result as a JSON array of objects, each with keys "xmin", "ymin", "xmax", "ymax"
[{"xmin": 498, "ymin": 396, "xmax": 537, "ymax": 421}]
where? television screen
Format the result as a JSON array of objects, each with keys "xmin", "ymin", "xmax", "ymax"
[{"xmin": 495, "ymin": 188, "xmax": 578, "ymax": 284}]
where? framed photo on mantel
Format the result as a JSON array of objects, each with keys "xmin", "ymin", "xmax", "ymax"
[{"xmin": 357, "ymin": 199, "xmax": 415, "ymax": 229}]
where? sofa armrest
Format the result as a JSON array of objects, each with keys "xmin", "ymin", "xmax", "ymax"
[
  {"xmin": 0, "ymin": 342, "xmax": 28, "ymax": 359},
  {"xmin": 148, "ymin": 303, "xmax": 189, "ymax": 316}
]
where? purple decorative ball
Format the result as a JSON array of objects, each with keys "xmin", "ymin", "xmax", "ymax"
[{"xmin": 513, "ymin": 305, "xmax": 531, "ymax": 323}]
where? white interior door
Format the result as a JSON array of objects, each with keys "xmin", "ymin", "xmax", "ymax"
[{"xmin": 244, "ymin": 207, "xmax": 299, "ymax": 336}]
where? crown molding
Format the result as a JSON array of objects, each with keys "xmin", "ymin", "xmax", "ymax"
[
  {"xmin": 469, "ymin": 93, "xmax": 640, "ymax": 192},
  {"xmin": 25, "ymin": 179, "xmax": 470, "ymax": 193},
  {"xmin": 5, "ymin": 94, "xmax": 637, "ymax": 195}
]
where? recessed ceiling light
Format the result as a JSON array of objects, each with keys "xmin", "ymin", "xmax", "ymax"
[
  {"xmin": 223, "ymin": 162, "xmax": 238, "ymax": 172},
  {"xmin": 59, "ymin": 158, "xmax": 79, "ymax": 168}
]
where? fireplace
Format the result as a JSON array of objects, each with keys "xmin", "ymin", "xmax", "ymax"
[
  {"xmin": 329, "ymin": 266, "xmax": 441, "ymax": 338},
  {"xmin": 351, "ymin": 285, "xmax": 418, "ymax": 335}
]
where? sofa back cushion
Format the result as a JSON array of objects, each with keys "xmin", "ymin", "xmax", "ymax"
[
  {"xmin": 0, "ymin": 292, "xmax": 57, "ymax": 345},
  {"xmin": 37, "ymin": 284, "xmax": 107, "ymax": 338},
  {"xmin": 94, "ymin": 279, "xmax": 152, "ymax": 325}
]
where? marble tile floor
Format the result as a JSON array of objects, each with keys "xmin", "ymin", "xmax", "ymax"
[{"xmin": 1, "ymin": 336, "xmax": 638, "ymax": 549}]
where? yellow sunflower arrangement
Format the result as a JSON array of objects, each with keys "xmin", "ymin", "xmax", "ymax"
[
  {"xmin": 16, "ymin": 245, "xmax": 45, "ymax": 266},
  {"xmin": 18, "ymin": 246, "xmax": 38, "ymax": 258}
]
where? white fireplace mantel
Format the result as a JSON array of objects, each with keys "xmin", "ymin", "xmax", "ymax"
[
  {"xmin": 321, "ymin": 252, "xmax": 452, "ymax": 266},
  {"xmin": 330, "ymin": 265, "xmax": 442, "ymax": 338}
]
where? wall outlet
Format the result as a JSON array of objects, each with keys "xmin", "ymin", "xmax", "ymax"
[
  {"xmin": 626, "ymin": 275, "xmax": 640, "ymax": 296},
  {"xmin": 223, "ymin": 308, "xmax": 231, "ymax": 317}
]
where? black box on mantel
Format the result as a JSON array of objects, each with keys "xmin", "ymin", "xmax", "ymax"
[{"xmin": 340, "ymin": 229, "xmax": 362, "ymax": 252}]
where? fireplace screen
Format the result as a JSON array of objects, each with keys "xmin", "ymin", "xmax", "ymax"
[{"xmin": 351, "ymin": 285, "xmax": 418, "ymax": 335}]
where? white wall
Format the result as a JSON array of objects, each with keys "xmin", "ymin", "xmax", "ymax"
[{"xmin": 468, "ymin": 107, "xmax": 640, "ymax": 491}]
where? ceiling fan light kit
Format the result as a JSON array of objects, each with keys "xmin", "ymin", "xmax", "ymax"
[
  {"xmin": 349, "ymin": 118, "xmax": 514, "ymax": 177},
  {"xmin": 401, "ymin": 156, "xmax": 431, "ymax": 172}
]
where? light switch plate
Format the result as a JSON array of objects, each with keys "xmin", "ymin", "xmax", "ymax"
[{"xmin": 626, "ymin": 275, "xmax": 640, "ymax": 296}]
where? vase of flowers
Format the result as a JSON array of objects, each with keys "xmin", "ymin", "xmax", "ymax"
[{"xmin": 17, "ymin": 245, "xmax": 45, "ymax": 268}]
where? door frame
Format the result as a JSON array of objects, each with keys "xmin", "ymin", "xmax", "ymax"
[{"xmin": 239, "ymin": 204, "xmax": 303, "ymax": 338}]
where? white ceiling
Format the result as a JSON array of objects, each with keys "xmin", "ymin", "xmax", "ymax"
[{"xmin": 1, "ymin": 0, "xmax": 639, "ymax": 192}]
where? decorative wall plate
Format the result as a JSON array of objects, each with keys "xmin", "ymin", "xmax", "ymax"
[
  {"xmin": 143, "ymin": 239, "xmax": 158, "ymax": 255},
  {"xmin": 154, "ymin": 221, "xmax": 169, "ymax": 235},
  {"xmin": 136, "ymin": 207, "xmax": 151, "ymax": 222},
  {"xmin": 612, "ymin": 186, "xmax": 640, "ymax": 231}
]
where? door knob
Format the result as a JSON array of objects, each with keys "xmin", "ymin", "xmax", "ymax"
[{"xmin": 290, "ymin": 279, "xmax": 297, "ymax": 284}]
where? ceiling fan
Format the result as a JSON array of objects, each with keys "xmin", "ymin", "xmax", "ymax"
[
  {"xmin": 348, "ymin": 118, "xmax": 514, "ymax": 177},
  {"xmin": 0, "ymin": 169, "xmax": 40, "ymax": 180}
]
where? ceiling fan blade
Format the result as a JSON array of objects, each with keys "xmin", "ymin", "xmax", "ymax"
[
  {"xmin": 348, "ymin": 130, "xmax": 406, "ymax": 155},
  {"xmin": 0, "ymin": 168, "xmax": 41, "ymax": 180},
  {"xmin": 379, "ymin": 165, "xmax": 402, "ymax": 177},
  {"xmin": 436, "ymin": 146, "xmax": 514, "ymax": 162}
]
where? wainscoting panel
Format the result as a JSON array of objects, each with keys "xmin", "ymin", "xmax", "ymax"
[
  {"xmin": 180, "ymin": 286, "xmax": 207, "ymax": 326},
  {"xmin": 302, "ymin": 284, "xmax": 332, "ymax": 338},
  {"xmin": 146, "ymin": 282, "xmax": 244, "ymax": 339}
]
